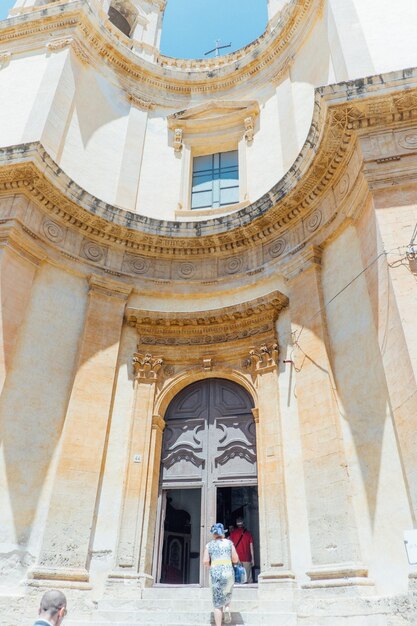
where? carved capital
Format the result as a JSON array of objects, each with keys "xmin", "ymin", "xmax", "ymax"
[
  {"xmin": 251, "ymin": 407, "xmax": 260, "ymax": 424},
  {"xmin": 173, "ymin": 128, "xmax": 183, "ymax": 153},
  {"xmin": 133, "ymin": 351, "xmax": 163, "ymax": 382},
  {"xmin": 244, "ymin": 342, "xmax": 279, "ymax": 375},
  {"xmin": 88, "ymin": 275, "xmax": 132, "ymax": 300}
]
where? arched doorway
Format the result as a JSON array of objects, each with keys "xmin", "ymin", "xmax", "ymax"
[{"xmin": 154, "ymin": 378, "xmax": 259, "ymax": 585}]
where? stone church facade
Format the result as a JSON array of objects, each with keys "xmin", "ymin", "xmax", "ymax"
[{"xmin": 0, "ymin": 0, "xmax": 417, "ymax": 624}]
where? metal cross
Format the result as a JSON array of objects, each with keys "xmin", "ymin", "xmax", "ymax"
[{"xmin": 204, "ymin": 39, "xmax": 232, "ymax": 57}]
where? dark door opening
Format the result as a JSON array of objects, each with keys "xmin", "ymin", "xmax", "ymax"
[
  {"xmin": 217, "ymin": 485, "xmax": 260, "ymax": 582},
  {"xmin": 159, "ymin": 488, "xmax": 201, "ymax": 584}
]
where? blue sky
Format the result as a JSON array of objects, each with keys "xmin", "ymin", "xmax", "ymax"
[
  {"xmin": 161, "ymin": 0, "xmax": 268, "ymax": 59},
  {"xmin": 0, "ymin": 0, "xmax": 267, "ymax": 59},
  {"xmin": 0, "ymin": 0, "xmax": 14, "ymax": 19}
]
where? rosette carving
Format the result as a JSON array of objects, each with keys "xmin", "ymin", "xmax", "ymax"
[
  {"xmin": 305, "ymin": 209, "xmax": 322, "ymax": 233},
  {"xmin": 123, "ymin": 253, "xmax": 151, "ymax": 275},
  {"xmin": 42, "ymin": 218, "xmax": 65, "ymax": 243},
  {"xmin": 80, "ymin": 239, "xmax": 107, "ymax": 263}
]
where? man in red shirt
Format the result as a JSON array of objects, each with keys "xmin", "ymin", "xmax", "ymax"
[{"xmin": 229, "ymin": 517, "xmax": 254, "ymax": 583}]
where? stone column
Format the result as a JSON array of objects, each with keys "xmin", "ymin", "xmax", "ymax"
[
  {"xmin": 109, "ymin": 352, "xmax": 164, "ymax": 587},
  {"xmin": 245, "ymin": 343, "xmax": 294, "ymax": 589},
  {"xmin": 30, "ymin": 275, "xmax": 131, "ymax": 586},
  {"xmin": 288, "ymin": 252, "xmax": 369, "ymax": 588}
]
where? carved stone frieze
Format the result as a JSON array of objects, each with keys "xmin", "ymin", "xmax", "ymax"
[
  {"xmin": 80, "ymin": 238, "xmax": 108, "ymax": 264},
  {"xmin": 127, "ymin": 291, "xmax": 287, "ymax": 351},
  {"xmin": 133, "ymin": 350, "xmax": 163, "ymax": 382},
  {"xmin": 0, "ymin": 73, "xmax": 416, "ymax": 281}
]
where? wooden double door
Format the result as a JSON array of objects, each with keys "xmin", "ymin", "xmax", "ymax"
[{"xmin": 155, "ymin": 378, "xmax": 257, "ymax": 585}]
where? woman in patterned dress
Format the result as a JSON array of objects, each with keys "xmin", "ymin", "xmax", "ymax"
[{"xmin": 203, "ymin": 523, "xmax": 239, "ymax": 626}]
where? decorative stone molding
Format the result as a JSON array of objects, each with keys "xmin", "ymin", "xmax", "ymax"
[
  {"xmin": 88, "ymin": 275, "xmax": 132, "ymax": 300},
  {"xmin": 0, "ymin": 71, "xmax": 416, "ymax": 282},
  {"xmin": 28, "ymin": 565, "xmax": 91, "ymax": 589},
  {"xmin": 244, "ymin": 342, "xmax": 279, "ymax": 375},
  {"xmin": 173, "ymin": 128, "xmax": 183, "ymax": 153},
  {"xmin": 126, "ymin": 291, "xmax": 287, "ymax": 350},
  {"xmin": 133, "ymin": 350, "xmax": 163, "ymax": 381},
  {"xmin": 168, "ymin": 101, "xmax": 260, "ymax": 149},
  {"xmin": 128, "ymin": 93, "xmax": 156, "ymax": 111},
  {"xmin": 303, "ymin": 563, "xmax": 372, "ymax": 589},
  {"xmin": 46, "ymin": 37, "xmax": 72, "ymax": 52},
  {"xmin": 152, "ymin": 414, "xmax": 166, "ymax": 433},
  {"xmin": 0, "ymin": 0, "xmax": 318, "ymax": 99},
  {"xmin": 244, "ymin": 116, "xmax": 255, "ymax": 143},
  {"xmin": 71, "ymin": 41, "xmax": 90, "ymax": 65},
  {"xmin": 270, "ymin": 55, "xmax": 294, "ymax": 85}
]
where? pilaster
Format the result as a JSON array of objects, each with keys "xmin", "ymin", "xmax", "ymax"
[
  {"xmin": 289, "ymin": 256, "xmax": 371, "ymax": 590},
  {"xmin": 245, "ymin": 343, "xmax": 295, "ymax": 590},
  {"xmin": 29, "ymin": 275, "xmax": 131, "ymax": 587},
  {"xmin": 109, "ymin": 352, "xmax": 164, "ymax": 587}
]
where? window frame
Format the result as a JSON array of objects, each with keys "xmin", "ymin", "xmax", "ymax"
[{"xmin": 191, "ymin": 150, "xmax": 240, "ymax": 211}]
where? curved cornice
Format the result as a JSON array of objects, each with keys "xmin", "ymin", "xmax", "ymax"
[
  {"xmin": 0, "ymin": 0, "xmax": 320, "ymax": 104},
  {"xmin": 0, "ymin": 68, "xmax": 416, "ymax": 284}
]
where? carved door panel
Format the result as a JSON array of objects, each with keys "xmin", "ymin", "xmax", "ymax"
[
  {"xmin": 161, "ymin": 382, "xmax": 209, "ymax": 485},
  {"xmin": 160, "ymin": 378, "xmax": 256, "ymax": 585}
]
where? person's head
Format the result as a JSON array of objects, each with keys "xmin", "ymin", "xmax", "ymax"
[
  {"xmin": 236, "ymin": 517, "xmax": 245, "ymax": 528},
  {"xmin": 210, "ymin": 523, "xmax": 225, "ymax": 538},
  {"xmin": 38, "ymin": 590, "xmax": 67, "ymax": 626}
]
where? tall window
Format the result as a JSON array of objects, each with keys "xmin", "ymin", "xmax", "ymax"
[{"xmin": 191, "ymin": 150, "xmax": 239, "ymax": 210}]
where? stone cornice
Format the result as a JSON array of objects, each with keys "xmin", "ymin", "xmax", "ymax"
[
  {"xmin": 0, "ymin": 0, "xmax": 319, "ymax": 102},
  {"xmin": 125, "ymin": 291, "xmax": 287, "ymax": 348},
  {"xmin": 0, "ymin": 69, "xmax": 416, "ymax": 282}
]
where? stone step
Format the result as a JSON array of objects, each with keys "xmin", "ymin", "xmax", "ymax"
[
  {"xmin": 141, "ymin": 586, "xmax": 259, "ymax": 599},
  {"xmin": 99, "ymin": 598, "xmax": 292, "ymax": 610},
  {"xmin": 63, "ymin": 614, "xmax": 297, "ymax": 626}
]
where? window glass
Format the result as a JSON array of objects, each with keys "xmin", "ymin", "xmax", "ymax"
[{"xmin": 191, "ymin": 150, "xmax": 239, "ymax": 210}]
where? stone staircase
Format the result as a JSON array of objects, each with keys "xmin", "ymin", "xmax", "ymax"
[{"xmin": 67, "ymin": 586, "xmax": 297, "ymax": 626}]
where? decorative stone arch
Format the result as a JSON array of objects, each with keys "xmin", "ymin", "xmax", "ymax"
[
  {"xmin": 154, "ymin": 367, "xmax": 258, "ymax": 422},
  {"xmin": 112, "ymin": 290, "xmax": 293, "ymax": 587}
]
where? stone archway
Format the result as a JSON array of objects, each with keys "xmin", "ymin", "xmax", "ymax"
[{"xmin": 156, "ymin": 377, "xmax": 257, "ymax": 585}]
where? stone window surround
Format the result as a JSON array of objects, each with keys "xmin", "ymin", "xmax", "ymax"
[{"xmin": 167, "ymin": 101, "xmax": 260, "ymax": 216}]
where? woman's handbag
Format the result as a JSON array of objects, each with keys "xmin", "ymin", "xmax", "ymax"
[{"xmin": 233, "ymin": 562, "xmax": 247, "ymax": 584}]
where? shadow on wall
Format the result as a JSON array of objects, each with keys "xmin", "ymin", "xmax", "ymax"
[{"xmin": 0, "ymin": 264, "xmax": 91, "ymax": 552}]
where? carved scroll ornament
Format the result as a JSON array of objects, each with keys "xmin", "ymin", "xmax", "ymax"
[
  {"xmin": 133, "ymin": 350, "xmax": 163, "ymax": 381},
  {"xmin": 244, "ymin": 342, "xmax": 279, "ymax": 374}
]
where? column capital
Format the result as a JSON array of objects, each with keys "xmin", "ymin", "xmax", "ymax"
[
  {"xmin": 133, "ymin": 350, "xmax": 164, "ymax": 382},
  {"xmin": 284, "ymin": 245, "xmax": 323, "ymax": 281},
  {"xmin": 244, "ymin": 342, "xmax": 279, "ymax": 377},
  {"xmin": 251, "ymin": 407, "xmax": 260, "ymax": 424},
  {"xmin": 88, "ymin": 275, "xmax": 132, "ymax": 300},
  {"xmin": 0, "ymin": 221, "xmax": 47, "ymax": 266}
]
